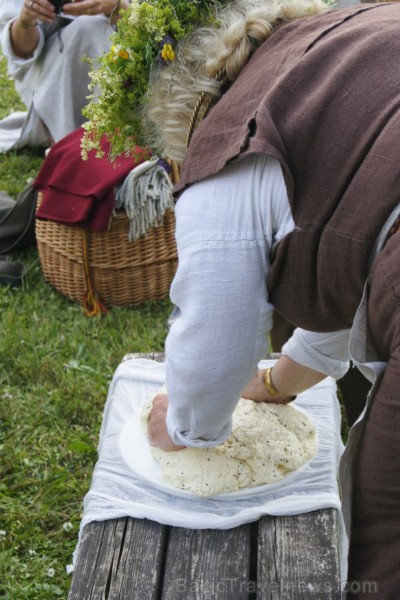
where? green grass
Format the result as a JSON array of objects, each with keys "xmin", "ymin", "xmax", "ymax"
[
  {"xmin": 0, "ymin": 55, "xmax": 44, "ymax": 195},
  {"xmin": 0, "ymin": 55, "xmax": 172, "ymax": 599}
]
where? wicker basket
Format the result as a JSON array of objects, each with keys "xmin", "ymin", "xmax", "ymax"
[{"xmin": 35, "ymin": 192, "xmax": 177, "ymax": 311}]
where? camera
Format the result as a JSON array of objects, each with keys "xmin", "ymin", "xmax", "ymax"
[{"xmin": 50, "ymin": 0, "xmax": 71, "ymax": 13}]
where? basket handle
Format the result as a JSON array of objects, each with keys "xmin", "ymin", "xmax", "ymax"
[
  {"xmin": 167, "ymin": 159, "xmax": 180, "ymax": 185},
  {"xmin": 81, "ymin": 229, "xmax": 108, "ymax": 317}
]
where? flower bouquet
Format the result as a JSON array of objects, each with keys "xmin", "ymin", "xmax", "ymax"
[{"xmin": 81, "ymin": 0, "xmax": 220, "ymax": 160}]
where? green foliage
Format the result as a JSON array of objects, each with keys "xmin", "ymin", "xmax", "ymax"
[
  {"xmin": 82, "ymin": 0, "xmax": 221, "ymax": 160},
  {"xmin": 0, "ymin": 57, "xmax": 172, "ymax": 599},
  {"xmin": 0, "ymin": 56, "xmax": 24, "ymax": 117}
]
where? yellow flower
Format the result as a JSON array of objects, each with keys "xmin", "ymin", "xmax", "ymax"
[
  {"xmin": 109, "ymin": 45, "xmax": 118, "ymax": 60},
  {"xmin": 118, "ymin": 48, "xmax": 130, "ymax": 60},
  {"xmin": 161, "ymin": 43, "xmax": 175, "ymax": 62},
  {"xmin": 109, "ymin": 44, "xmax": 130, "ymax": 61}
]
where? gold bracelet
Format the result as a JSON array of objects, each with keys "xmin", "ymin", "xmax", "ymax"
[
  {"xmin": 17, "ymin": 16, "xmax": 37, "ymax": 29},
  {"xmin": 263, "ymin": 367, "xmax": 279, "ymax": 397}
]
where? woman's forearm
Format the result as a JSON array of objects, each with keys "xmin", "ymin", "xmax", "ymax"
[
  {"xmin": 270, "ymin": 354, "xmax": 327, "ymax": 396},
  {"xmin": 242, "ymin": 355, "xmax": 327, "ymax": 403},
  {"xmin": 10, "ymin": 18, "xmax": 40, "ymax": 58},
  {"xmin": 9, "ymin": 1, "xmax": 55, "ymax": 58}
]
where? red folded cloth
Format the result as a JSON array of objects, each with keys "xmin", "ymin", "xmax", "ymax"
[{"xmin": 34, "ymin": 128, "xmax": 148, "ymax": 231}]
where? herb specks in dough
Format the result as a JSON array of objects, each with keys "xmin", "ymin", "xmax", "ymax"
[{"xmin": 141, "ymin": 392, "xmax": 318, "ymax": 497}]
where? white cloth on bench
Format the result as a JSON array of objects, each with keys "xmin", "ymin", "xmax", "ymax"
[{"xmin": 70, "ymin": 357, "xmax": 347, "ymax": 574}]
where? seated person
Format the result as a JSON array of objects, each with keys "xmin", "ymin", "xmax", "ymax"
[{"xmin": 0, "ymin": 0, "xmax": 129, "ymax": 149}]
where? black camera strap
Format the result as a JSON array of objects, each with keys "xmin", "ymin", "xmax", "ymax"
[{"xmin": 43, "ymin": 16, "xmax": 72, "ymax": 51}]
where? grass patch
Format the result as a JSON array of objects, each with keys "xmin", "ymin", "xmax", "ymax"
[
  {"xmin": 0, "ymin": 56, "xmax": 172, "ymax": 598},
  {"xmin": 0, "ymin": 286, "xmax": 171, "ymax": 599}
]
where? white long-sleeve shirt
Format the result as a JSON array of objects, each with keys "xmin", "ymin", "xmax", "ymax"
[{"xmin": 166, "ymin": 154, "xmax": 350, "ymax": 447}]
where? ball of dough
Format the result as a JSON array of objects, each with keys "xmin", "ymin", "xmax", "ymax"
[{"xmin": 142, "ymin": 388, "xmax": 318, "ymax": 497}]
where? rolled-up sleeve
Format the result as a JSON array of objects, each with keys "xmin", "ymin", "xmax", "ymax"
[{"xmin": 282, "ymin": 328, "xmax": 351, "ymax": 379}]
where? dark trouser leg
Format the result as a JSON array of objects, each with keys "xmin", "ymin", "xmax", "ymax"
[
  {"xmin": 347, "ymin": 237, "xmax": 400, "ymax": 599},
  {"xmin": 337, "ymin": 368, "xmax": 371, "ymax": 427},
  {"xmin": 270, "ymin": 310, "xmax": 295, "ymax": 352},
  {"xmin": 347, "ymin": 356, "xmax": 400, "ymax": 598}
]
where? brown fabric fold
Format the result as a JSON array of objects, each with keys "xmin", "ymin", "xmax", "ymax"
[{"xmin": 176, "ymin": 3, "xmax": 400, "ymax": 331}]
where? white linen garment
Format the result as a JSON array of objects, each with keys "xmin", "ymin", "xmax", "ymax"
[
  {"xmin": 166, "ymin": 154, "xmax": 351, "ymax": 447},
  {"xmin": 0, "ymin": 1, "xmax": 114, "ymax": 147}
]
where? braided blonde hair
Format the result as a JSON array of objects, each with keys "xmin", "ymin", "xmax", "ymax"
[{"xmin": 144, "ymin": 0, "xmax": 329, "ymax": 163}]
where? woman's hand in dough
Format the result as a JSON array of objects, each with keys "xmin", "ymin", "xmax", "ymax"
[
  {"xmin": 242, "ymin": 370, "xmax": 294, "ymax": 404},
  {"xmin": 148, "ymin": 393, "xmax": 185, "ymax": 452}
]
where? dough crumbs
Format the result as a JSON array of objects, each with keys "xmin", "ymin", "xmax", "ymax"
[{"xmin": 141, "ymin": 392, "xmax": 318, "ymax": 497}]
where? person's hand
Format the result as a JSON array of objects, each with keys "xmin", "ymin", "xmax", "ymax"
[
  {"xmin": 12, "ymin": 0, "xmax": 55, "ymax": 58},
  {"xmin": 62, "ymin": 0, "xmax": 125, "ymax": 17},
  {"xmin": 242, "ymin": 357, "xmax": 327, "ymax": 404},
  {"xmin": 147, "ymin": 393, "xmax": 185, "ymax": 452},
  {"xmin": 242, "ymin": 370, "xmax": 294, "ymax": 404},
  {"xmin": 19, "ymin": 0, "xmax": 56, "ymax": 26}
]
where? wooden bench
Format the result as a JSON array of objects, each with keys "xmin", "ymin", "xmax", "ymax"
[
  {"xmin": 67, "ymin": 353, "xmax": 342, "ymax": 599},
  {"xmin": 68, "ymin": 509, "xmax": 341, "ymax": 599}
]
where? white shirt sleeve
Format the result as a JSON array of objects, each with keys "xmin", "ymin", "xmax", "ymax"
[
  {"xmin": 165, "ymin": 154, "xmax": 292, "ymax": 447},
  {"xmin": 165, "ymin": 153, "xmax": 350, "ymax": 448},
  {"xmin": 281, "ymin": 328, "xmax": 351, "ymax": 379}
]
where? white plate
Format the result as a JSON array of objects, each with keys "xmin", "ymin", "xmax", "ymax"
[{"xmin": 119, "ymin": 400, "xmax": 317, "ymax": 500}]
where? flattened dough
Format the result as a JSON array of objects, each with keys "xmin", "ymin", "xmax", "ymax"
[{"xmin": 141, "ymin": 389, "xmax": 318, "ymax": 497}]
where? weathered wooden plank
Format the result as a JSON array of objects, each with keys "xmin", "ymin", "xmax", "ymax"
[
  {"xmin": 117, "ymin": 518, "xmax": 168, "ymax": 599},
  {"xmin": 257, "ymin": 509, "xmax": 341, "ymax": 599},
  {"xmin": 161, "ymin": 525, "xmax": 253, "ymax": 600},
  {"xmin": 122, "ymin": 352, "xmax": 165, "ymax": 363},
  {"xmin": 68, "ymin": 518, "xmax": 167, "ymax": 600},
  {"xmin": 68, "ymin": 519, "xmax": 119, "ymax": 600}
]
